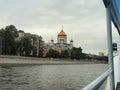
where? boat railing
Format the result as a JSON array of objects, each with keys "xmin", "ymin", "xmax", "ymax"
[
  {"xmin": 83, "ymin": 0, "xmax": 120, "ymax": 90},
  {"xmin": 82, "ymin": 68, "xmax": 113, "ymax": 90}
]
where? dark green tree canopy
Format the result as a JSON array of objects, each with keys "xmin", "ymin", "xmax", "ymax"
[
  {"xmin": 20, "ymin": 36, "xmax": 33, "ymax": 56},
  {"xmin": 70, "ymin": 47, "xmax": 85, "ymax": 60},
  {"xmin": 46, "ymin": 49, "xmax": 60, "ymax": 58},
  {"xmin": 0, "ymin": 25, "xmax": 44, "ymax": 57},
  {"xmin": 60, "ymin": 50, "xmax": 69, "ymax": 58},
  {"xmin": 0, "ymin": 25, "xmax": 18, "ymax": 55}
]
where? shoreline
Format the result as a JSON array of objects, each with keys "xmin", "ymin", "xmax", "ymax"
[{"xmin": 0, "ymin": 55, "xmax": 106, "ymax": 66}]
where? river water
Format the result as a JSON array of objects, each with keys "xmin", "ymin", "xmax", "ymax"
[{"xmin": 0, "ymin": 64, "xmax": 108, "ymax": 90}]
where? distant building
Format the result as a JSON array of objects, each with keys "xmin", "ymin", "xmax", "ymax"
[
  {"xmin": 44, "ymin": 27, "xmax": 73, "ymax": 56},
  {"xmin": 98, "ymin": 52, "xmax": 104, "ymax": 56},
  {"xmin": 15, "ymin": 30, "xmax": 25, "ymax": 41},
  {"xmin": 17, "ymin": 30, "xmax": 44, "ymax": 57},
  {"xmin": 27, "ymin": 33, "xmax": 44, "ymax": 57},
  {"xmin": 18, "ymin": 30, "xmax": 25, "ymax": 39}
]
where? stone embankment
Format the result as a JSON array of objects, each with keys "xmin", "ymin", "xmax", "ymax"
[{"xmin": 0, "ymin": 55, "xmax": 105, "ymax": 66}]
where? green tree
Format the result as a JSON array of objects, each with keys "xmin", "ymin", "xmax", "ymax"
[
  {"xmin": 70, "ymin": 47, "xmax": 84, "ymax": 60},
  {"xmin": 20, "ymin": 36, "xmax": 33, "ymax": 56},
  {"xmin": 0, "ymin": 25, "xmax": 18, "ymax": 55},
  {"xmin": 60, "ymin": 50, "xmax": 69, "ymax": 58},
  {"xmin": 46, "ymin": 49, "xmax": 60, "ymax": 58},
  {"xmin": 38, "ymin": 37, "xmax": 44, "ymax": 57}
]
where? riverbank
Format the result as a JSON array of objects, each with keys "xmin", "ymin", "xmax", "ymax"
[{"xmin": 0, "ymin": 55, "xmax": 106, "ymax": 66}]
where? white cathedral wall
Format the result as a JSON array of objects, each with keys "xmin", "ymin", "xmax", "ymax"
[{"xmin": 57, "ymin": 36, "xmax": 67, "ymax": 43}]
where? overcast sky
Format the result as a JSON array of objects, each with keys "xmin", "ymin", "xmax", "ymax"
[{"xmin": 0, "ymin": 0, "xmax": 119, "ymax": 55}]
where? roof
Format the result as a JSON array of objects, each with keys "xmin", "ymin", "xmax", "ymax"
[
  {"xmin": 103, "ymin": 0, "xmax": 120, "ymax": 35},
  {"xmin": 18, "ymin": 30, "xmax": 24, "ymax": 33},
  {"xmin": 58, "ymin": 30, "xmax": 67, "ymax": 36}
]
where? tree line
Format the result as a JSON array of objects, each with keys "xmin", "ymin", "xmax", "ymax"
[
  {"xmin": 0, "ymin": 25, "xmax": 86, "ymax": 59},
  {"xmin": 0, "ymin": 25, "xmax": 44, "ymax": 57},
  {"xmin": 46, "ymin": 47, "xmax": 86, "ymax": 60},
  {"xmin": 0, "ymin": 25, "xmax": 108, "ymax": 61},
  {"xmin": 0, "ymin": 25, "xmax": 18, "ymax": 55},
  {"xmin": 46, "ymin": 47, "xmax": 108, "ymax": 62}
]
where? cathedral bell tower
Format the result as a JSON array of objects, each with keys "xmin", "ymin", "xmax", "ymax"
[
  {"xmin": 70, "ymin": 38, "xmax": 73, "ymax": 49},
  {"xmin": 50, "ymin": 38, "xmax": 54, "ymax": 46}
]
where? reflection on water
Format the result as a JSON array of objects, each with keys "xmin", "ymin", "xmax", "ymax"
[{"xmin": 0, "ymin": 64, "xmax": 107, "ymax": 90}]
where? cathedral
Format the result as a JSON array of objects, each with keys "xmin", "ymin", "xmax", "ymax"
[{"xmin": 44, "ymin": 27, "xmax": 73, "ymax": 56}]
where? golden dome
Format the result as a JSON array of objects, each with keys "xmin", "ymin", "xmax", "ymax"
[
  {"xmin": 58, "ymin": 30, "xmax": 67, "ymax": 36},
  {"xmin": 51, "ymin": 38, "xmax": 54, "ymax": 42},
  {"xmin": 70, "ymin": 39, "xmax": 73, "ymax": 42}
]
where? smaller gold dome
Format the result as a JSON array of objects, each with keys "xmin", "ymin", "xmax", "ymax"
[
  {"xmin": 51, "ymin": 38, "xmax": 54, "ymax": 42},
  {"xmin": 58, "ymin": 30, "xmax": 67, "ymax": 36},
  {"xmin": 70, "ymin": 39, "xmax": 73, "ymax": 42}
]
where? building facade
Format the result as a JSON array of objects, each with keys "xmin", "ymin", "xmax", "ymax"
[
  {"xmin": 44, "ymin": 28, "xmax": 73, "ymax": 56},
  {"xmin": 28, "ymin": 34, "xmax": 44, "ymax": 57},
  {"xmin": 17, "ymin": 30, "xmax": 44, "ymax": 57}
]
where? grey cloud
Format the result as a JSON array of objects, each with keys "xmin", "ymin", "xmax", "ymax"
[{"xmin": 0, "ymin": 0, "xmax": 115, "ymax": 54}]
